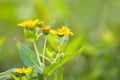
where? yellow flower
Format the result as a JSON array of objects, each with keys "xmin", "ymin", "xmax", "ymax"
[
  {"xmin": 40, "ymin": 25, "xmax": 51, "ymax": 35},
  {"xmin": 40, "ymin": 25, "xmax": 51, "ymax": 31},
  {"xmin": 50, "ymin": 26, "xmax": 73, "ymax": 36},
  {"xmin": 14, "ymin": 67, "xmax": 33, "ymax": 74},
  {"xmin": 18, "ymin": 19, "xmax": 39, "ymax": 28}
]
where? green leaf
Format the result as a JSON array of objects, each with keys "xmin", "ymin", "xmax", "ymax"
[
  {"xmin": 48, "ymin": 20, "xmax": 56, "ymax": 27},
  {"xmin": 24, "ymin": 29, "xmax": 36, "ymax": 42},
  {"xmin": 17, "ymin": 42, "xmax": 42, "ymax": 72},
  {"xmin": 0, "ymin": 68, "xmax": 16, "ymax": 79},
  {"xmin": 64, "ymin": 35, "xmax": 84, "ymax": 54},
  {"xmin": 43, "ymin": 46, "xmax": 85, "ymax": 75},
  {"xmin": 47, "ymin": 34, "xmax": 57, "ymax": 50},
  {"xmin": 46, "ymin": 48, "xmax": 54, "ymax": 60}
]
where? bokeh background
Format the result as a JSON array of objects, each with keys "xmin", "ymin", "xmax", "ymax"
[{"xmin": 0, "ymin": 0, "xmax": 120, "ymax": 80}]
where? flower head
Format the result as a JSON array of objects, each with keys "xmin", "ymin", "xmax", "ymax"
[
  {"xmin": 18, "ymin": 19, "xmax": 39, "ymax": 28},
  {"xmin": 14, "ymin": 67, "xmax": 33, "ymax": 74},
  {"xmin": 40, "ymin": 25, "xmax": 51, "ymax": 35},
  {"xmin": 50, "ymin": 26, "xmax": 73, "ymax": 37},
  {"xmin": 40, "ymin": 25, "xmax": 51, "ymax": 31}
]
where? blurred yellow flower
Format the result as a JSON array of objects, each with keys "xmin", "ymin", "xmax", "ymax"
[
  {"xmin": 14, "ymin": 67, "xmax": 33, "ymax": 74},
  {"xmin": 40, "ymin": 25, "xmax": 51, "ymax": 31},
  {"xmin": 40, "ymin": 25, "xmax": 51, "ymax": 35},
  {"xmin": 102, "ymin": 31, "xmax": 115, "ymax": 44},
  {"xmin": 18, "ymin": 19, "xmax": 39, "ymax": 28},
  {"xmin": 50, "ymin": 26, "xmax": 73, "ymax": 36}
]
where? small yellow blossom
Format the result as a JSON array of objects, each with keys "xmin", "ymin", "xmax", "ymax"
[
  {"xmin": 14, "ymin": 67, "xmax": 33, "ymax": 74},
  {"xmin": 18, "ymin": 19, "xmax": 39, "ymax": 28},
  {"xmin": 40, "ymin": 25, "xmax": 51, "ymax": 31},
  {"xmin": 50, "ymin": 26, "xmax": 73, "ymax": 36},
  {"xmin": 40, "ymin": 25, "xmax": 51, "ymax": 35}
]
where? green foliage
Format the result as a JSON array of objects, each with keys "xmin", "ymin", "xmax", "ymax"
[
  {"xmin": 0, "ymin": 0, "xmax": 120, "ymax": 80},
  {"xmin": 0, "ymin": 68, "xmax": 16, "ymax": 79},
  {"xmin": 14, "ymin": 20, "xmax": 85, "ymax": 80},
  {"xmin": 48, "ymin": 20, "xmax": 56, "ymax": 27},
  {"xmin": 43, "ymin": 46, "xmax": 85, "ymax": 75},
  {"xmin": 47, "ymin": 34, "xmax": 57, "ymax": 50},
  {"xmin": 64, "ymin": 35, "xmax": 84, "ymax": 54},
  {"xmin": 24, "ymin": 28, "xmax": 36, "ymax": 42},
  {"xmin": 17, "ymin": 42, "xmax": 42, "ymax": 72},
  {"xmin": 38, "ymin": 73, "xmax": 44, "ymax": 80}
]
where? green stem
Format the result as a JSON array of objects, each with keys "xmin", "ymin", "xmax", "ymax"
[
  {"xmin": 55, "ymin": 74, "xmax": 57, "ymax": 80},
  {"xmin": 19, "ymin": 76, "xmax": 22, "ymax": 80},
  {"xmin": 59, "ymin": 67, "xmax": 63, "ymax": 80},
  {"xmin": 33, "ymin": 41, "xmax": 43, "ymax": 68},
  {"xmin": 36, "ymin": 27, "xmax": 39, "ymax": 36},
  {"xmin": 37, "ymin": 33, "xmax": 43, "ymax": 40},
  {"xmin": 36, "ymin": 27, "xmax": 42, "ymax": 40},
  {"xmin": 53, "ymin": 48, "xmax": 61, "ymax": 63},
  {"xmin": 42, "ymin": 36, "xmax": 47, "ymax": 67},
  {"xmin": 39, "ymin": 54, "xmax": 52, "ymax": 63},
  {"xmin": 55, "ymin": 67, "xmax": 63, "ymax": 80},
  {"xmin": 44, "ymin": 75, "xmax": 47, "ymax": 80},
  {"xmin": 53, "ymin": 37, "xmax": 63, "ymax": 63}
]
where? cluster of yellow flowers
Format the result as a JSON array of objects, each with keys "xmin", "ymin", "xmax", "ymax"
[
  {"xmin": 15, "ymin": 19, "xmax": 75, "ymax": 79},
  {"xmin": 14, "ymin": 67, "xmax": 33, "ymax": 74},
  {"xmin": 18, "ymin": 19, "xmax": 73, "ymax": 36}
]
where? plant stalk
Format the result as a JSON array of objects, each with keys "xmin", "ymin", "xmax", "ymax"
[
  {"xmin": 33, "ymin": 41, "xmax": 43, "ymax": 68},
  {"xmin": 53, "ymin": 37, "xmax": 63, "ymax": 63},
  {"xmin": 42, "ymin": 36, "xmax": 47, "ymax": 67},
  {"xmin": 44, "ymin": 75, "xmax": 47, "ymax": 80},
  {"xmin": 55, "ymin": 67, "xmax": 63, "ymax": 80}
]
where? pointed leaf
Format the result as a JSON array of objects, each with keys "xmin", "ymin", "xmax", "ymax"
[
  {"xmin": 64, "ymin": 35, "xmax": 84, "ymax": 54},
  {"xmin": 17, "ymin": 42, "xmax": 42, "ymax": 72}
]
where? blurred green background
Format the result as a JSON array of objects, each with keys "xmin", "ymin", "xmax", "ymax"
[{"xmin": 0, "ymin": 0, "xmax": 120, "ymax": 80}]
